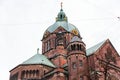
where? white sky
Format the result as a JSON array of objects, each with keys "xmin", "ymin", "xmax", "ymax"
[{"xmin": 0, "ymin": 0, "xmax": 120, "ymax": 80}]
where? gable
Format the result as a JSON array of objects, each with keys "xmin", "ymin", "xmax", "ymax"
[
  {"xmin": 86, "ymin": 39, "xmax": 119, "ymax": 57},
  {"xmin": 86, "ymin": 40, "xmax": 106, "ymax": 56},
  {"xmin": 95, "ymin": 39, "xmax": 119, "ymax": 63}
]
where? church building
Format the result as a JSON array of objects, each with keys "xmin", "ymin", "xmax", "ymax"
[{"xmin": 9, "ymin": 6, "xmax": 120, "ymax": 80}]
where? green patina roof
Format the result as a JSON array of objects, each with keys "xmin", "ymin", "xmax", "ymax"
[
  {"xmin": 44, "ymin": 9, "xmax": 80, "ymax": 36},
  {"xmin": 86, "ymin": 40, "xmax": 106, "ymax": 56},
  {"xmin": 22, "ymin": 53, "xmax": 55, "ymax": 68},
  {"xmin": 47, "ymin": 21, "xmax": 79, "ymax": 33}
]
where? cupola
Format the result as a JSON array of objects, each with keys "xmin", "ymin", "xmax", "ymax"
[{"xmin": 56, "ymin": 9, "xmax": 68, "ymax": 22}]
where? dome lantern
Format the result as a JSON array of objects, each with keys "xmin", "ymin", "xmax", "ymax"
[{"xmin": 56, "ymin": 3, "xmax": 68, "ymax": 22}]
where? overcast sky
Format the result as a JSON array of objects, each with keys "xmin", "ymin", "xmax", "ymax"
[{"xmin": 0, "ymin": 0, "xmax": 120, "ymax": 80}]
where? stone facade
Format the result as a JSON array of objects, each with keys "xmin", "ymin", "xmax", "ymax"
[{"xmin": 9, "ymin": 8, "xmax": 120, "ymax": 80}]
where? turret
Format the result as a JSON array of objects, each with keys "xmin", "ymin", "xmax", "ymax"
[{"xmin": 67, "ymin": 36, "xmax": 89, "ymax": 80}]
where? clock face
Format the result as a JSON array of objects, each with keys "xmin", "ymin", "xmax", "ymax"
[{"xmin": 72, "ymin": 29, "xmax": 78, "ymax": 35}]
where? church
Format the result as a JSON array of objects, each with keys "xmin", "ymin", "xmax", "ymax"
[{"xmin": 9, "ymin": 6, "xmax": 120, "ymax": 80}]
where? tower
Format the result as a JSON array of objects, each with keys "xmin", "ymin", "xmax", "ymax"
[
  {"xmin": 67, "ymin": 36, "xmax": 89, "ymax": 80},
  {"xmin": 42, "ymin": 4, "xmax": 89, "ymax": 79}
]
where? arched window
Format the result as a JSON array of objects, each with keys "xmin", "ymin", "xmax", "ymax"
[
  {"xmin": 47, "ymin": 40, "xmax": 50, "ymax": 50},
  {"xmin": 79, "ymin": 60, "xmax": 83, "ymax": 67},
  {"xmin": 73, "ymin": 44, "xmax": 76, "ymax": 50},
  {"xmin": 44, "ymin": 40, "xmax": 51, "ymax": 52},
  {"xmin": 29, "ymin": 70, "xmax": 32, "ymax": 77},
  {"xmin": 77, "ymin": 44, "xmax": 79, "ymax": 50},
  {"xmin": 79, "ymin": 44, "xmax": 82, "ymax": 50},
  {"xmin": 26, "ymin": 70, "xmax": 29, "ymax": 78},
  {"xmin": 56, "ymin": 37, "xmax": 64, "ymax": 46},
  {"xmin": 71, "ymin": 45, "xmax": 74, "ymax": 50},
  {"xmin": 21, "ymin": 71, "xmax": 25, "ymax": 79},
  {"xmin": 33, "ymin": 70, "xmax": 35, "ymax": 77},
  {"xmin": 58, "ymin": 39, "xmax": 64, "ymax": 45},
  {"xmin": 72, "ymin": 62, "xmax": 77, "ymax": 69},
  {"xmin": 45, "ymin": 42, "xmax": 47, "ymax": 52},
  {"xmin": 60, "ymin": 14, "xmax": 63, "ymax": 19},
  {"xmin": 36, "ymin": 70, "xmax": 39, "ymax": 77}
]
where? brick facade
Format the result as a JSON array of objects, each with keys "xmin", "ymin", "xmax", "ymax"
[{"xmin": 9, "ymin": 8, "xmax": 120, "ymax": 80}]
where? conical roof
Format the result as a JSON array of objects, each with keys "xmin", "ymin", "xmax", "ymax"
[{"xmin": 21, "ymin": 53, "xmax": 55, "ymax": 68}]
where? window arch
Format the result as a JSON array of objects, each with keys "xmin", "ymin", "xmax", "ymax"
[
  {"xmin": 56, "ymin": 37, "xmax": 65, "ymax": 46},
  {"xmin": 36, "ymin": 70, "xmax": 39, "ymax": 76},
  {"xmin": 71, "ymin": 45, "xmax": 74, "ymax": 50},
  {"xmin": 77, "ymin": 44, "xmax": 79, "ymax": 50},
  {"xmin": 58, "ymin": 39, "xmax": 64, "ymax": 45},
  {"xmin": 79, "ymin": 60, "xmax": 83, "ymax": 67},
  {"xmin": 60, "ymin": 14, "xmax": 63, "ymax": 19},
  {"xmin": 73, "ymin": 44, "xmax": 76, "ymax": 50},
  {"xmin": 79, "ymin": 44, "xmax": 82, "ymax": 50},
  {"xmin": 72, "ymin": 62, "xmax": 77, "ymax": 69},
  {"xmin": 47, "ymin": 40, "xmax": 51, "ymax": 50}
]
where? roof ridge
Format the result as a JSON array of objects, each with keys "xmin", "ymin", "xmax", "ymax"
[{"xmin": 86, "ymin": 39, "xmax": 107, "ymax": 56}]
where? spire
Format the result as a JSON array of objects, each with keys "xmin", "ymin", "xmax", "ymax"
[
  {"xmin": 56, "ymin": 2, "xmax": 68, "ymax": 22},
  {"xmin": 37, "ymin": 48, "xmax": 39, "ymax": 54},
  {"xmin": 61, "ymin": 2, "xmax": 63, "ymax": 10}
]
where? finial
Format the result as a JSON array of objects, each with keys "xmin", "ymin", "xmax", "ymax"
[
  {"xmin": 61, "ymin": 2, "xmax": 63, "ymax": 10},
  {"xmin": 37, "ymin": 48, "xmax": 39, "ymax": 54}
]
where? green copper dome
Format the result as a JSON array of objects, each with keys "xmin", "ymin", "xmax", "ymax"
[
  {"xmin": 47, "ymin": 21, "xmax": 79, "ymax": 33},
  {"xmin": 43, "ymin": 9, "xmax": 81, "ymax": 38}
]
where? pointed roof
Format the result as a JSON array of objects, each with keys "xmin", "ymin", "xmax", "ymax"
[
  {"xmin": 21, "ymin": 53, "xmax": 55, "ymax": 68},
  {"xmin": 86, "ymin": 40, "xmax": 106, "ymax": 56}
]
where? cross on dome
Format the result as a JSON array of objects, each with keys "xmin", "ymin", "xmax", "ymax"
[{"xmin": 61, "ymin": 2, "xmax": 63, "ymax": 10}]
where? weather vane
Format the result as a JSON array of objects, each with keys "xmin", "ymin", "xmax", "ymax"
[{"xmin": 61, "ymin": 2, "xmax": 63, "ymax": 9}]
